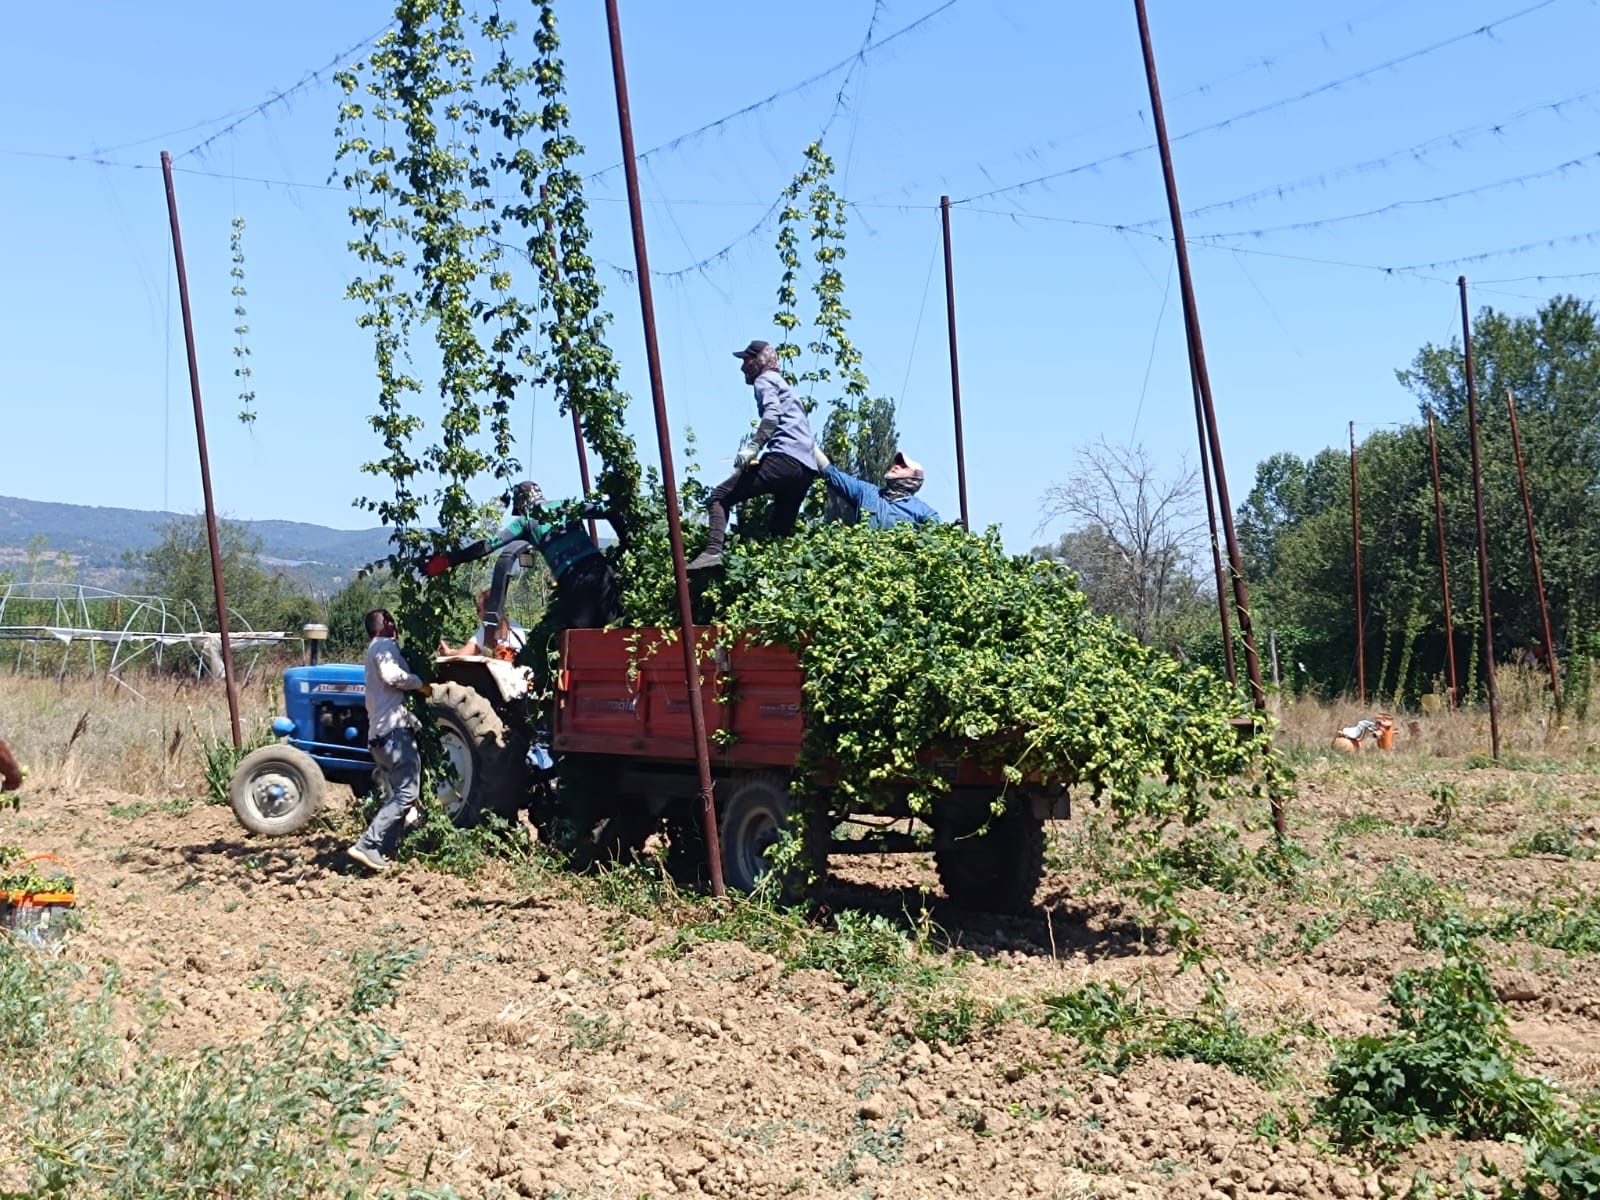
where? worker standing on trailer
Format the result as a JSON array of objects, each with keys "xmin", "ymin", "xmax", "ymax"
[
  {"xmin": 348, "ymin": 608, "xmax": 430, "ymax": 873},
  {"xmin": 813, "ymin": 445, "xmax": 941, "ymax": 530},
  {"xmin": 423, "ymin": 481, "xmax": 621, "ymax": 668},
  {"xmin": 686, "ymin": 339, "xmax": 818, "ymax": 571}
]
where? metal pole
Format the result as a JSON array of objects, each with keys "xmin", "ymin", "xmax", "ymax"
[
  {"xmin": 1459, "ymin": 277, "xmax": 1500, "ymax": 760},
  {"xmin": 1132, "ymin": 0, "xmax": 1276, "ymax": 832},
  {"xmin": 1268, "ymin": 628, "xmax": 1280, "ymax": 689},
  {"xmin": 604, "ymin": 0, "xmax": 724, "ymax": 895},
  {"xmin": 939, "ymin": 196, "xmax": 971, "ymax": 531},
  {"xmin": 541, "ymin": 184, "xmax": 600, "ymax": 546},
  {"xmin": 1505, "ymin": 388, "xmax": 1562, "ymax": 714},
  {"xmin": 1349, "ymin": 421, "xmax": 1365, "ymax": 705},
  {"xmin": 1193, "ymin": 367, "xmax": 1235, "ymax": 686},
  {"xmin": 161, "ymin": 150, "xmax": 242, "ymax": 750},
  {"xmin": 1427, "ymin": 408, "xmax": 1460, "ymax": 708}
]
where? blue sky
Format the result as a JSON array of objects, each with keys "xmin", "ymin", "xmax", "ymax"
[{"xmin": 4, "ymin": 0, "xmax": 1598, "ymax": 553}]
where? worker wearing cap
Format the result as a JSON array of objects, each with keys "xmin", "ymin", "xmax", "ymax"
[
  {"xmin": 686, "ymin": 340, "xmax": 818, "ymax": 571},
  {"xmin": 813, "ymin": 445, "xmax": 941, "ymax": 530}
]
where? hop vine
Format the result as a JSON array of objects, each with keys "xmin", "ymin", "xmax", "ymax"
[
  {"xmin": 230, "ymin": 216, "xmax": 256, "ymax": 428},
  {"xmin": 334, "ymin": 0, "xmax": 644, "ymax": 668},
  {"xmin": 773, "ymin": 142, "xmax": 894, "ymax": 481}
]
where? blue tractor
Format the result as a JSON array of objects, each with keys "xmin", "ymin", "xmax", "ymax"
[{"xmin": 228, "ymin": 625, "xmax": 543, "ymax": 837}]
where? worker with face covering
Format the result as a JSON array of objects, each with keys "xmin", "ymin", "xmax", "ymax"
[
  {"xmin": 812, "ymin": 445, "xmax": 941, "ymax": 529},
  {"xmin": 686, "ymin": 339, "xmax": 819, "ymax": 571}
]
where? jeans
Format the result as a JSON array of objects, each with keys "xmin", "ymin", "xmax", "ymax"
[{"xmin": 356, "ymin": 727, "xmax": 421, "ymax": 857}]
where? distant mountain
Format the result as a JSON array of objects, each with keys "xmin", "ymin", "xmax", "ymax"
[{"xmin": 0, "ymin": 495, "xmax": 393, "ymax": 594}]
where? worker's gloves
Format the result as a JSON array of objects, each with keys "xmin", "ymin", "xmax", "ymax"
[
  {"xmin": 813, "ymin": 445, "xmax": 831, "ymax": 470},
  {"xmin": 422, "ymin": 553, "xmax": 451, "ymax": 578},
  {"xmin": 734, "ymin": 441, "xmax": 758, "ymax": 470}
]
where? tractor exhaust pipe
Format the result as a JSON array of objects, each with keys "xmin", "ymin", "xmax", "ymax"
[{"xmin": 302, "ymin": 623, "xmax": 328, "ymax": 667}]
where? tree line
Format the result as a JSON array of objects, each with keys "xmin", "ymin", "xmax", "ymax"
[{"xmin": 1037, "ymin": 295, "xmax": 1600, "ymax": 707}]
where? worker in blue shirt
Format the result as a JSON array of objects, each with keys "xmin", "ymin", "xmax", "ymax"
[{"xmin": 813, "ymin": 445, "xmax": 940, "ymax": 529}]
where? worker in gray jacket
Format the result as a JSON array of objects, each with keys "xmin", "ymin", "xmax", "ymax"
[{"xmin": 687, "ymin": 340, "xmax": 818, "ymax": 571}]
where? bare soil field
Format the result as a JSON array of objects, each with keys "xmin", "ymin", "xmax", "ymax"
[{"xmin": 5, "ymin": 694, "xmax": 1600, "ymax": 1197}]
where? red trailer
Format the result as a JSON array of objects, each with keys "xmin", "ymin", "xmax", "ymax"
[{"xmin": 551, "ymin": 627, "xmax": 1068, "ymax": 913}]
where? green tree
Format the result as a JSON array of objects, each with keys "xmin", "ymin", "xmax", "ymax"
[
  {"xmin": 326, "ymin": 572, "xmax": 397, "ymax": 655},
  {"xmin": 127, "ymin": 516, "xmax": 322, "ymax": 633},
  {"xmin": 1234, "ymin": 295, "xmax": 1600, "ymax": 702},
  {"xmin": 1397, "ymin": 295, "xmax": 1600, "ymax": 662}
]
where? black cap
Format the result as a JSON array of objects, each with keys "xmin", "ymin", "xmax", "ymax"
[{"xmin": 733, "ymin": 339, "xmax": 772, "ymax": 359}]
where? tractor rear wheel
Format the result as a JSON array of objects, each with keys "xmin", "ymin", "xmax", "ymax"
[{"xmin": 428, "ymin": 681, "xmax": 529, "ymax": 827}]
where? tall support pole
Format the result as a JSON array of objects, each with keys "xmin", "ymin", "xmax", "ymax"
[
  {"xmin": 604, "ymin": 0, "xmax": 724, "ymax": 895},
  {"xmin": 939, "ymin": 196, "xmax": 971, "ymax": 531},
  {"xmin": 1132, "ymin": 0, "xmax": 1276, "ymax": 828},
  {"xmin": 541, "ymin": 184, "xmax": 600, "ymax": 545},
  {"xmin": 1505, "ymin": 388, "xmax": 1562, "ymax": 714},
  {"xmin": 1427, "ymin": 409, "xmax": 1460, "ymax": 708},
  {"xmin": 1349, "ymin": 422, "xmax": 1366, "ymax": 705},
  {"xmin": 161, "ymin": 150, "xmax": 242, "ymax": 750},
  {"xmin": 1193, "ymin": 368, "xmax": 1235, "ymax": 686},
  {"xmin": 1459, "ymin": 277, "xmax": 1500, "ymax": 760}
]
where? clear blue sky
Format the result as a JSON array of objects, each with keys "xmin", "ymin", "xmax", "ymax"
[{"xmin": 4, "ymin": 0, "xmax": 1597, "ymax": 552}]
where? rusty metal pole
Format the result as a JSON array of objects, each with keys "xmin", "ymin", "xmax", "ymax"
[
  {"xmin": 541, "ymin": 184, "xmax": 600, "ymax": 546},
  {"xmin": 1349, "ymin": 422, "xmax": 1366, "ymax": 705},
  {"xmin": 939, "ymin": 196, "xmax": 971, "ymax": 531},
  {"xmin": 1427, "ymin": 409, "xmax": 1460, "ymax": 708},
  {"xmin": 1133, "ymin": 0, "xmax": 1272, "ymax": 820},
  {"xmin": 161, "ymin": 150, "xmax": 242, "ymax": 750},
  {"xmin": 1505, "ymin": 388, "xmax": 1562, "ymax": 714},
  {"xmin": 604, "ymin": 0, "xmax": 724, "ymax": 895},
  {"xmin": 1459, "ymin": 277, "xmax": 1500, "ymax": 760},
  {"xmin": 1193, "ymin": 367, "xmax": 1236, "ymax": 686}
]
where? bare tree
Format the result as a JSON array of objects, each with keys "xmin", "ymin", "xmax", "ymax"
[{"xmin": 1037, "ymin": 439, "xmax": 1206, "ymax": 643}]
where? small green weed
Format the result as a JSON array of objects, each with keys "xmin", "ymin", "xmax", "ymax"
[
  {"xmin": 1041, "ymin": 980, "xmax": 1289, "ymax": 1085},
  {"xmin": 0, "ymin": 933, "xmax": 445, "ymax": 1198},
  {"xmin": 1509, "ymin": 823, "xmax": 1595, "ymax": 860},
  {"xmin": 1334, "ymin": 813, "xmax": 1395, "ymax": 837},
  {"xmin": 1320, "ymin": 932, "xmax": 1565, "ymax": 1153},
  {"xmin": 565, "ymin": 1010, "xmax": 629, "ymax": 1053}
]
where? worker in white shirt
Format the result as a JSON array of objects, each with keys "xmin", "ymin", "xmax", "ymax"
[{"xmin": 348, "ymin": 609, "xmax": 431, "ymax": 872}]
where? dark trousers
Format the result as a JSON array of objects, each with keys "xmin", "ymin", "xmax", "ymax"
[
  {"xmin": 703, "ymin": 453, "xmax": 818, "ymax": 555},
  {"xmin": 522, "ymin": 556, "xmax": 622, "ymax": 681}
]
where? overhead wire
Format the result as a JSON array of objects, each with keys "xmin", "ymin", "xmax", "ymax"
[
  {"xmin": 863, "ymin": 0, "xmax": 1429, "ymax": 204},
  {"xmin": 953, "ymin": 0, "xmax": 1566, "ymax": 206},
  {"xmin": 584, "ymin": 0, "xmax": 961, "ymax": 184},
  {"xmin": 1128, "ymin": 81, "xmax": 1600, "ymax": 229},
  {"xmin": 1192, "ymin": 151, "xmax": 1600, "ymax": 241}
]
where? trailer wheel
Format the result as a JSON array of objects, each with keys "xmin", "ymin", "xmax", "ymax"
[
  {"xmin": 428, "ymin": 681, "xmax": 529, "ymax": 827},
  {"xmin": 933, "ymin": 793, "xmax": 1046, "ymax": 915},
  {"xmin": 230, "ymin": 745, "xmax": 326, "ymax": 837},
  {"xmin": 718, "ymin": 773, "xmax": 827, "ymax": 899}
]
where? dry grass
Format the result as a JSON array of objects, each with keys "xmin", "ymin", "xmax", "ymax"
[
  {"xmin": 1274, "ymin": 663, "xmax": 1597, "ymax": 764},
  {"xmin": 0, "ymin": 669, "xmax": 281, "ymax": 797}
]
